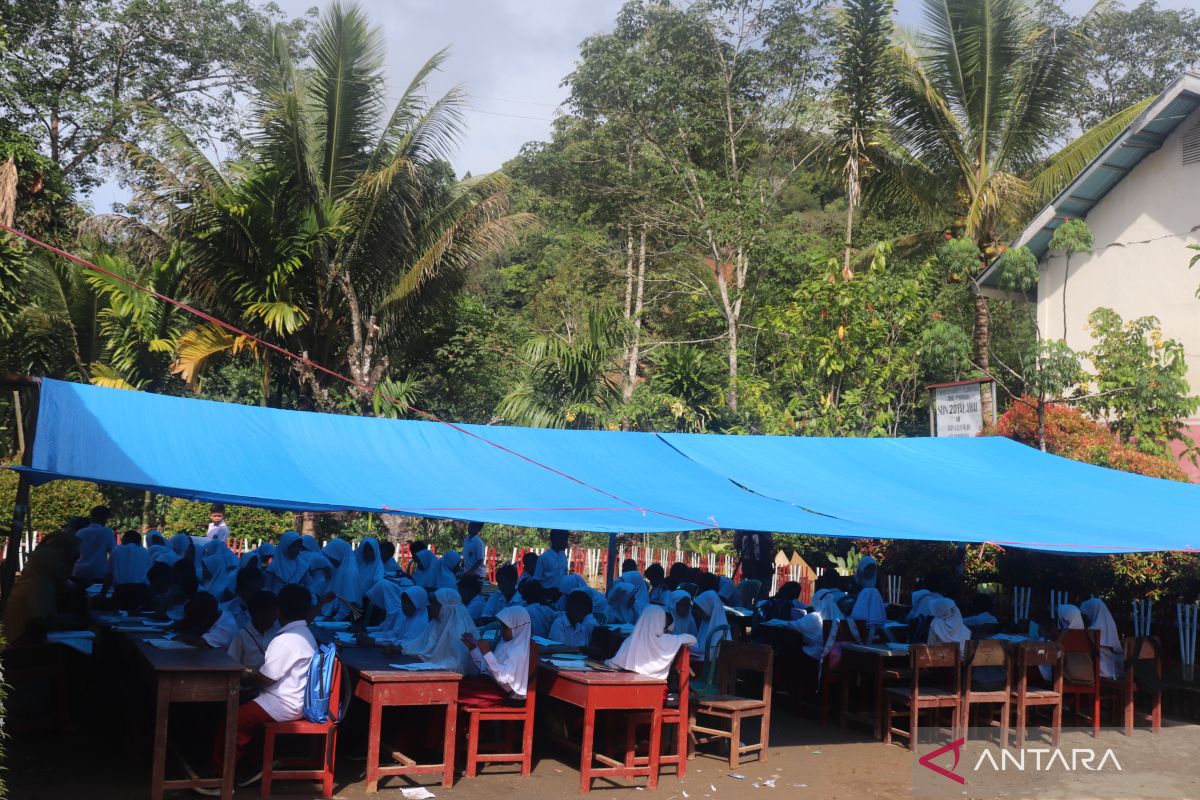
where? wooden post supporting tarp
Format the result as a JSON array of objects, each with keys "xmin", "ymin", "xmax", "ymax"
[{"xmin": 2, "ymin": 373, "xmax": 40, "ymax": 599}]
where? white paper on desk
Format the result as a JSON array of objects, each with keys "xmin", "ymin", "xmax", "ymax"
[
  {"xmin": 400, "ymin": 788, "xmax": 436, "ymax": 799},
  {"xmin": 312, "ymin": 620, "xmax": 351, "ymax": 629},
  {"xmin": 532, "ymin": 636, "xmax": 562, "ymax": 647},
  {"xmin": 605, "ymin": 623, "xmax": 635, "ymax": 633},
  {"xmin": 548, "ymin": 659, "xmax": 593, "ymax": 670},
  {"xmin": 388, "ymin": 662, "xmax": 448, "ymax": 671},
  {"xmin": 146, "ymin": 638, "xmax": 196, "ymax": 650}
]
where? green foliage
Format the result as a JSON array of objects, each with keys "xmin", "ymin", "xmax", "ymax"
[
  {"xmin": 1048, "ymin": 218, "xmax": 1094, "ymax": 257},
  {"xmin": 995, "ymin": 245, "xmax": 1040, "ymax": 293},
  {"xmin": 372, "ymin": 375, "xmax": 423, "ymax": 419},
  {"xmin": 1079, "ymin": 308, "xmax": 1199, "ymax": 457},
  {"xmin": 1188, "ymin": 243, "xmax": 1200, "ymax": 274},
  {"xmin": 1024, "ymin": 339, "xmax": 1083, "ymax": 400},
  {"xmin": 162, "ymin": 498, "xmax": 292, "ymax": 541},
  {"xmin": 939, "ymin": 237, "xmax": 983, "ymax": 278},
  {"xmin": 0, "ymin": 470, "xmax": 106, "ymax": 532},
  {"xmin": 919, "ymin": 320, "xmax": 973, "ymax": 382},
  {"xmin": 826, "ymin": 545, "xmax": 863, "ymax": 577}
]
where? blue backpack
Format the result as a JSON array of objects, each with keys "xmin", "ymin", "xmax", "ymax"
[{"xmin": 303, "ymin": 641, "xmax": 338, "ymax": 723}]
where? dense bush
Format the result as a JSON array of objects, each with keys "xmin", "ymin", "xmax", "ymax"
[
  {"xmin": 162, "ymin": 498, "xmax": 293, "ymax": 541},
  {"xmin": 0, "ymin": 470, "xmax": 106, "ymax": 532}
]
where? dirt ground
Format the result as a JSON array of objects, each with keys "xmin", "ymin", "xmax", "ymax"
[{"xmin": 10, "ymin": 674, "xmax": 1200, "ymax": 800}]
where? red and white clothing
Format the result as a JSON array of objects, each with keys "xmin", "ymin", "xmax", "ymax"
[{"xmin": 254, "ymin": 619, "xmax": 317, "ymax": 721}]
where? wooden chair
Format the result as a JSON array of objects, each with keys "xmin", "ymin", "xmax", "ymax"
[
  {"xmin": 462, "ymin": 642, "xmax": 539, "ymax": 777},
  {"xmin": 1059, "ymin": 629, "xmax": 1101, "ymax": 736},
  {"xmin": 1102, "ymin": 636, "xmax": 1162, "ymax": 735},
  {"xmin": 883, "ymin": 643, "xmax": 960, "ymax": 750},
  {"xmin": 689, "ymin": 641, "xmax": 773, "ymax": 768},
  {"xmin": 960, "ymin": 640, "xmax": 1010, "ymax": 743},
  {"xmin": 622, "ymin": 645, "xmax": 692, "ymax": 778},
  {"xmin": 261, "ymin": 658, "xmax": 342, "ymax": 798},
  {"xmin": 690, "ymin": 624, "xmax": 731, "ymax": 698},
  {"xmin": 1011, "ymin": 641, "xmax": 1063, "ymax": 748}
]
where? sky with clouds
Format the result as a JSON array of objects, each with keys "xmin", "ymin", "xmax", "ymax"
[{"xmin": 84, "ymin": 0, "xmax": 1194, "ymax": 211}]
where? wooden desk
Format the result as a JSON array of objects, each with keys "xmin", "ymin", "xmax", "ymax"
[
  {"xmin": 130, "ymin": 638, "xmax": 242, "ymax": 800},
  {"xmin": 339, "ymin": 647, "xmax": 462, "ymax": 792},
  {"xmin": 539, "ymin": 662, "xmax": 665, "ymax": 793},
  {"xmin": 840, "ymin": 642, "xmax": 910, "ymax": 741}
]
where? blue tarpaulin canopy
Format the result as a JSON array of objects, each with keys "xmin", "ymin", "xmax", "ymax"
[{"xmin": 12, "ymin": 379, "xmax": 1200, "ymax": 553}]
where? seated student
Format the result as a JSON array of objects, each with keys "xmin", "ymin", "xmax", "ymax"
[
  {"xmin": 200, "ymin": 551, "xmax": 237, "ymax": 605},
  {"xmin": 363, "ymin": 579, "xmax": 403, "ymax": 629},
  {"xmin": 762, "ymin": 581, "xmax": 804, "ymax": 622},
  {"xmin": 460, "ymin": 606, "xmax": 533, "ymax": 707},
  {"xmin": 606, "ymin": 605, "xmax": 696, "ymax": 680},
  {"xmin": 405, "ymin": 540, "xmax": 428, "ymax": 577},
  {"xmin": 619, "ymin": 567, "xmax": 650, "ymax": 614},
  {"xmin": 961, "ymin": 592, "xmax": 1000, "ymax": 627},
  {"xmin": 605, "ymin": 582, "xmax": 639, "ymax": 625},
  {"xmin": 263, "ymin": 531, "xmax": 308, "ymax": 592},
  {"xmin": 146, "ymin": 531, "xmax": 179, "ymax": 566},
  {"xmin": 379, "ymin": 540, "xmax": 401, "ymax": 578},
  {"xmin": 3, "ymin": 534, "xmax": 79, "ymax": 645},
  {"xmin": 789, "ymin": 612, "xmax": 828, "ymax": 661},
  {"xmin": 1080, "ymin": 596, "xmax": 1124, "ymax": 680},
  {"xmin": 169, "ymin": 532, "xmax": 198, "ymax": 574},
  {"xmin": 517, "ymin": 551, "xmax": 540, "ymax": 587},
  {"xmin": 350, "ymin": 538, "xmax": 386, "ymax": 606},
  {"xmin": 556, "ymin": 574, "xmax": 608, "ymax": 618},
  {"xmin": 1045, "ymin": 603, "xmax": 1094, "ymax": 684},
  {"xmin": 926, "ymin": 598, "xmax": 970, "ymax": 657},
  {"xmin": 717, "ymin": 576, "xmax": 736, "ymax": 605},
  {"xmin": 223, "ymin": 568, "xmax": 265, "ymax": 630},
  {"xmin": 519, "ymin": 579, "xmax": 556, "ymax": 639},
  {"xmin": 160, "ymin": 566, "xmax": 200, "ymax": 622},
  {"xmin": 315, "ymin": 538, "xmax": 354, "ymax": 618},
  {"xmin": 666, "ymin": 562, "xmax": 692, "ymax": 592},
  {"xmin": 411, "ymin": 549, "xmax": 440, "ymax": 591},
  {"xmin": 483, "ymin": 564, "xmax": 524, "ymax": 618},
  {"xmin": 644, "ymin": 563, "xmax": 667, "ymax": 605},
  {"xmin": 691, "ymin": 589, "xmax": 731, "ymax": 659},
  {"xmin": 211, "ymin": 584, "xmax": 316, "ymax": 784},
  {"xmin": 106, "ymin": 531, "xmax": 153, "ymax": 610},
  {"xmin": 227, "ymin": 590, "xmax": 280, "ymax": 670},
  {"xmin": 398, "ymin": 588, "xmax": 476, "ymax": 673},
  {"xmin": 370, "ymin": 586, "xmax": 430, "ymax": 647},
  {"xmin": 550, "ymin": 590, "xmax": 599, "ymax": 648},
  {"xmin": 663, "ymin": 589, "xmax": 698, "ymax": 637},
  {"xmin": 811, "ymin": 572, "xmax": 848, "ymax": 623},
  {"xmin": 850, "ymin": 584, "xmax": 887, "ymax": 626},
  {"xmin": 177, "ymin": 591, "xmax": 239, "ymax": 650},
  {"xmin": 147, "ymin": 562, "xmax": 174, "ymax": 608},
  {"xmin": 458, "ymin": 575, "xmax": 486, "ymax": 622},
  {"xmin": 71, "ymin": 505, "xmax": 116, "ymax": 585}
]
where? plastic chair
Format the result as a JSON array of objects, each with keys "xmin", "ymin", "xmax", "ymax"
[
  {"xmin": 1101, "ymin": 636, "xmax": 1162, "ymax": 735},
  {"xmin": 690, "ymin": 625, "xmax": 731, "ymax": 698},
  {"xmin": 1011, "ymin": 641, "xmax": 1063, "ymax": 748},
  {"xmin": 960, "ymin": 639, "xmax": 1010, "ymax": 743},
  {"xmin": 689, "ymin": 640, "xmax": 773, "ymax": 768},
  {"xmin": 261, "ymin": 658, "xmax": 343, "ymax": 798},
  {"xmin": 462, "ymin": 643, "xmax": 539, "ymax": 777},
  {"xmin": 884, "ymin": 643, "xmax": 961, "ymax": 750},
  {"xmin": 622, "ymin": 645, "xmax": 692, "ymax": 778},
  {"xmin": 1059, "ymin": 629, "xmax": 1101, "ymax": 736}
]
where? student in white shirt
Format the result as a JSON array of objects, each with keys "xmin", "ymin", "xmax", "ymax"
[
  {"xmin": 531, "ymin": 530, "xmax": 569, "ymax": 588},
  {"xmin": 461, "ymin": 522, "xmax": 487, "ymax": 580},
  {"xmin": 106, "ymin": 531, "xmax": 152, "ymax": 610},
  {"xmin": 177, "ymin": 591, "xmax": 239, "ymax": 650},
  {"xmin": 211, "ymin": 584, "xmax": 316, "ymax": 780},
  {"xmin": 483, "ymin": 564, "xmax": 524, "ymax": 619},
  {"xmin": 222, "ymin": 568, "xmax": 266, "ymax": 630},
  {"xmin": 71, "ymin": 506, "xmax": 116, "ymax": 583},
  {"xmin": 460, "ymin": 606, "xmax": 532, "ymax": 707},
  {"xmin": 227, "ymin": 590, "xmax": 280, "ymax": 670},
  {"xmin": 206, "ymin": 503, "xmax": 231, "ymax": 543},
  {"xmin": 457, "ymin": 575, "xmax": 487, "ymax": 621},
  {"xmin": 549, "ymin": 590, "xmax": 598, "ymax": 649},
  {"xmin": 519, "ymin": 580, "xmax": 556, "ymax": 639}
]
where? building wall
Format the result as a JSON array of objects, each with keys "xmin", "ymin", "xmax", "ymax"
[{"xmin": 1036, "ymin": 104, "xmax": 1200, "ymax": 467}]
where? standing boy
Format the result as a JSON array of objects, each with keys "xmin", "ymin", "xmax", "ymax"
[{"xmin": 206, "ymin": 504, "xmax": 231, "ymax": 543}]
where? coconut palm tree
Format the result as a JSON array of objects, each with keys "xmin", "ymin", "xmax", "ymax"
[
  {"xmin": 874, "ymin": 0, "xmax": 1152, "ymax": 413},
  {"xmin": 134, "ymin": 1, "xmax": 534, "ymax": 409}
]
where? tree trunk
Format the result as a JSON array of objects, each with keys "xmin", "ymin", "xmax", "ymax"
[
  {"xmin": 973, "ymin": 292, "xmax": 992, "ymax": 421},
  {"xmin": 726, "ymin": 314, "xmax": 739, "ymax": 413},
  {"xmin": 623, "ymin": 228, "xmax": 647, "ymax": 404},
  {"xmin": 1061, "ymin": 254, "xmax": 1070, "ymax": 342},
  {"xmin": 141, "ymin": 490, "xmax": 155, "ymax": 532},
  {"xmin": 379, "ymin": 514, "xmax": 419, "ymax": 546},
  {"xmin": 1037, "ymin": 401, "xmax": 1047, "ymax": 452},
  {"xmin": 299, "ymin": 511, "xmax": 318, "ymax": 539}
]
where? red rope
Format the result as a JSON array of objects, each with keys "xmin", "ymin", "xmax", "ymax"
[{"xmin": 0, "ymin": 222, "xmax": 719, "ymax": 529}]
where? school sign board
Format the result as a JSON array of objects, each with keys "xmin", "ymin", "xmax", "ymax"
[{"xmin": 930, "ymin": 381, "xmax": 989, "ymax": 437}]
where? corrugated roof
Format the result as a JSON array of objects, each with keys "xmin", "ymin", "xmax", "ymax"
[{"xmin": 979, "ymin": 73, "xmax": 1200, "ymax": 289}]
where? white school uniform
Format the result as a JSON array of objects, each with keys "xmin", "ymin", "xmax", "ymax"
[
  {"xmin": 525, "ymin": 602, "xmax": 556, "ymax": 639},
  {"xmin": 254, "ymin": 620, "xmax": 317, "ymax": 722},
  {"xmin": 110, "ymin": 543, "xmax": 151, "ymax": 585},
  {"xmin": 483, "ymin": 590, "xmax": 524, "ymax": 619},
  {"xmin": 462, "ymin": 535, "xmax": 487, "ymax": 579},
  {"xmin": 532, "ymin": 549, "xmax": 567, "ymax": 589},
  {"xmin": 227, "ymin": 622, "xmax": 280, "ymax": 670},
  {"xmin": 72, "ymin": 523, "xmax": 116, "ymax": 581},
  {"xmin": 549, "ymin": 612, "xmax": 597, "ymax": 648},
  {"xmin": 206, "ymin": 521, "xmax": 231, "ymax": 543},
  {"xmin": 203, "ymin": 609, "xmax": 240, "ymax": 650}
]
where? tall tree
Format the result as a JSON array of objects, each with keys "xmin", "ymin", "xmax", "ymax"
[
  {"xmin": 829, "ymin": 0, "xmax": 894, "ymax": 279},
  {"xmin": 0, "ymin": 0, "xmax": 301, "ymax": 192},
  {"xmin": 134, "ymin": 2, "xmax": 534, "ymax": 409},
  {"xmin": 875, "ymin": 0, "xmax": 1150, "ymax": 418}
]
